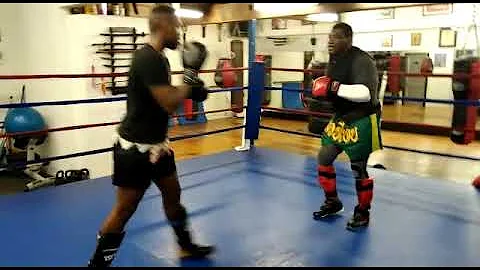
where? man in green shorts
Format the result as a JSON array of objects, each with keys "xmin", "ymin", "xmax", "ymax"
[{"xmin": 310, "ymin": 22, "xmax": 382, "ymax": 231}]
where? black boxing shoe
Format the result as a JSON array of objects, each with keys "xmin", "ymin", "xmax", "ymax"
[
  {"xmin": 87, "ymin": 231, "xmax": 125, "ymax": 267},
  {"xmin": 179, "ymin": 243, "xmax": 216, "ymax": 259},
  {"xmin": 313, "ymin": 198, "xmax": 344, "ymax": 220},
  {"xmin": 346, "ymin": 205, "xmax": 370, "ymax": 231},
  {"xmin": 170, "ymin": 209, "xmax": 216, "ymax": 259}
]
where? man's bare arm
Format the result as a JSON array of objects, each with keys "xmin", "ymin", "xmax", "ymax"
[{"xmin": 149, "ymin": 85, "xmax": 191, "ymax": 114}]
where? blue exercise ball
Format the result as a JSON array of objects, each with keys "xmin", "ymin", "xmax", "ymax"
[{"xmin": 4, "ymin": 108, "xmax": 46, "ymax": 134}]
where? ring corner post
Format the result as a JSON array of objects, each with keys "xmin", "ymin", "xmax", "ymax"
[
  {"xmin": 244, "ymin": 60, "xmax": 264, "ymax": 145},
  {"xmin": 236, "ymin": 19, "xmax": 261, "ymax": 152}
]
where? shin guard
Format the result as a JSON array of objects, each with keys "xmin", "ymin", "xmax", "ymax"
[
  {"xmin": 88, "ymin": 231, "xmax": 125, "ymax": 267},
  {"xmin": 318, "ymin": 165, "xmax": 338, "ymax": 200},
  {"xmin": 356, "ymin": 178, "xmax": 374, "ymax": 210}
]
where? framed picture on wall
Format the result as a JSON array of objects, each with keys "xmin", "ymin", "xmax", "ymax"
[
  {"xmin": 439, "ymin": 27, "xmax": 456, "ymax": 47},
  {"xmin": 423, "ymin": 4, "xmax": 453, "ymax": 16},
  {"xmin": 434, "ymin": 53, "xmax": 447, "ymax": 68},
  {"xmin": 382, "ymin": 35, "xmax": 393, "ymax": 47},
  {"xmin": 411, "ymin": 33, "xmax": 422, "ymax": 46},
  {"xmin": 377, "ymin": 8, "xmax": 395, "ymax": 20}
]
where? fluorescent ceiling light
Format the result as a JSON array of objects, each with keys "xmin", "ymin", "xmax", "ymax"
[
  {"xmin": 305, "ymin": 13, "xmax": 339, "ymax": 22},
  {"xmin": 175, "ymin": 8, "xmax": 204, "ymax": 19},
  {"xmin": 253, "ymin": 3, "xmax": 318, "ymax": 13}
]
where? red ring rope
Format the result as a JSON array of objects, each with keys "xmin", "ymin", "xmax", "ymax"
[{"xmin": 0, "ymin": 67, "xmax": 248, "ymax": 80}]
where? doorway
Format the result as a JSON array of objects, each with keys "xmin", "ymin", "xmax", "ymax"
[{"xmin": 404, "ymin": 53, "xmax": 428, "ymax": 107}]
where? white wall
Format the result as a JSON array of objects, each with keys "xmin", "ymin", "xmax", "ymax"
[
  {"xmin": 341, "ymin": 3, "xmax": 480, "ymax": 103},
  {"xmin": 0, "ymin": 4, "xmax": 26, "ymax": 120},
  {"xmin": 0, "ymin": 4, "xmax": 249, "ymax": 179}
]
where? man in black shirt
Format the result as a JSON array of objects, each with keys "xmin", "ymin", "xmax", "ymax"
[
  {"xmin": 88, "ymin": 5, "xmax": 213, "ymax": 267},
  {"xmin": 310, "ymin": 23, "xmax": 382, "ymax": 231}
]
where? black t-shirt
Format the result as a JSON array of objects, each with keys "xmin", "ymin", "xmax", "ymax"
[
  {"xmin": 118, "ymin": 44, "xmax": 171, "ymax": 144},
  {"xmin": 327, "ymin": 46, "xmax": 380, "ymax": 121}
]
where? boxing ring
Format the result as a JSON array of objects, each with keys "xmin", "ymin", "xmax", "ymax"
[{"xmin": 1, "ymin": 27, "xmax": 480, "ymax": 267}]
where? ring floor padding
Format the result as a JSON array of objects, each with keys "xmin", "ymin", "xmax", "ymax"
[{"xmin": 0, "ymin": 147, "xmax": 479, "ymax": 266}]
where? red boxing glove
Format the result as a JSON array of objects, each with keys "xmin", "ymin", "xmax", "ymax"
[{"xmin": 312, "ymin": 76, "xmax": 340, "ymax": 98}]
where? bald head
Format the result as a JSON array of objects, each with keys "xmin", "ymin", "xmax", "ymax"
[{"xmin": 149, "ymin": 4, "xmax": 180, "ymax": 50}]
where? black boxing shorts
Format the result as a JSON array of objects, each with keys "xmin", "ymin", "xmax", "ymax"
[{"xmin": 112, "ymin": 141, "xmax": 177, "ymax": 190}]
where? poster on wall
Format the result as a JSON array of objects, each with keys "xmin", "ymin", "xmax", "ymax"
[
  {"xmin": 272, "ymin": 18, "xmax": 287, "ymax": 30},
  {"xmin": 377, "ymin": 8, "xmax": 395, "ymax": 20},
  {"xmin": 423, "ymin": 4, "xmax": 453, "ymax": 16},
  {"xmin": 411, "ymin": 33, "xmax": 422, "ymax": 46},
  {"xmin": 434, "ymin": 53, "xmax": 447, "ymax": 68},
  {"xmin": 439, "ymin": 27, "xmax": 456, "ymax": 47},
  {"xmin": 382, "ymin": 35, "xmax": 393, "ymax": 47}
]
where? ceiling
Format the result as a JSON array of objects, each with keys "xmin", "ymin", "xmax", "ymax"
[
  {"xmin": 178, "ymin": 3, "xmax": 439, "ymax": 25},
  {"xmin": 180, "ymin": 3, "xmax": 214, "ymax": 14}
]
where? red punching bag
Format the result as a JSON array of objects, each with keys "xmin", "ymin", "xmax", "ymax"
[
  {"xmin": 222, "ymin": 60, "xmax": 236, "ymax": 88},
  {"xmin": 231, "ymin": 40, "xmax": 245, "ymax": 114},
  {"xmin": 184, "ymin": 99, "xmax": 193, "ymax": 120},
  {"xmin": 465, "ymin": 60, "xmax": 480, "ymax": 143},
  {"xmin": 420, "ymin": 56, "xmax": 433, "ymax": 74},
  {"xmin": 214, "ymin": 58, "xmax": 239, "ymax": 112},
  {"xmin": 451, "ymin": 57, "xmax": 480, "ymax": 144},
  {"xmin": 388, "ymin": 55, "xmax": 401, "ymax": 94},
  {"xmin": 214, "ymin": 58, "xmax": 236, "ymax": 88},
  {"xmin": 472, "ymin": 175, "xmax": 480, "ymax": 189},
  {"xmin": 468, "ymin": 63, "xmax": 480, "ymax": 189}
]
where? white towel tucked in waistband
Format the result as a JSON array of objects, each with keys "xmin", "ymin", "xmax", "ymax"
[{"xmin": 113, "ymin": 132, "xmax": 171, "ymax": 164}]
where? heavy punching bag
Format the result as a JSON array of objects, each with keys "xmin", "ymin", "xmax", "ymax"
[
  {"xmin": 451, "ymin": 56, "xmax": 480, "ymax": 144},
  {"xmin": 256, "ymin": 54, "xmax": 272, "ymax": 105},
  {"xmin": 231, "ymin": 40, "xmax": 244, "ymax": 114},
  {"xmin": 420, "ymin": 56, "xmax": 433, "ymax": 74},
  {"xmin": 214, "ymin": 58, "xmax": 238, "ymax": 113},
  {"xmin": 214, "ymin": 58, "xmax": 236, "ymax": 88},
  {"xmin": 183, "ymin": 99, "xmax": 194, "ymax": 120},
  {"xmin": 388, "ymin": 55, "xmax": 401, "ymax": 94}
]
